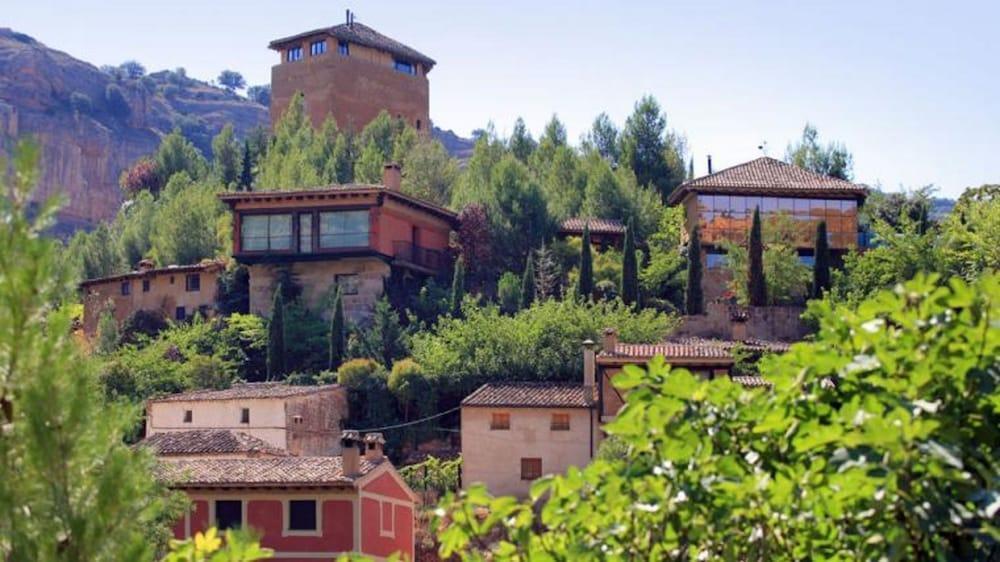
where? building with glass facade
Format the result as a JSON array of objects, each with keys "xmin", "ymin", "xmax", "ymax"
[{"xmin": 667, "ymin": 157, "xmax": 867, "ymax": 300}]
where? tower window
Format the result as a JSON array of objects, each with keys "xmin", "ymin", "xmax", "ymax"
[
  {"xmin": 310, "ymin": 40, "xmax": 327, "ymax": 56},
  {"xmin": 241, "ymin": 408, "xmax": 250, "ymax": 424},
  {"xmin": 287, "ymin": 47, "xmax": 303, "ymax": 62},
  {"xmin": 338, "ymin": 40, "xmax": 349, "ymax": 55},
  {"xmin": 393, "ymin": 59, "xmax": 416, "ymax": 75}
]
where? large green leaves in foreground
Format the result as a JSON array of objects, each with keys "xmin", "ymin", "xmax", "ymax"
[{"xmin": 437, "ymin": 274, "xmax": 1000, "ymax": 561}]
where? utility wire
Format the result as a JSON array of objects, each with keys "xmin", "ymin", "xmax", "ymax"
[{"xmin": 351, "ymin": 405, "xmax": 461, "ymax": 433}]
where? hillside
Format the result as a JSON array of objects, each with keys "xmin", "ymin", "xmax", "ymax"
[{"xmin": 0, "ymin": 28, "xmax": 268, "ymax": 235}]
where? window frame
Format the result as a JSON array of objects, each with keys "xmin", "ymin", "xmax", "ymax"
[
  {"xmin": 310, "ymin": 39, "xmax": 327, "ymax": 56},
  {"xmin": 287, "ymin": 47, "xmax": 303, "ymax": 62},
  {"xmin": 183, "ymin": 409, "xmax": 192, "ymax": 423},
  {"xmin": 283, "ymin": 499, "xmax": 321, "ymax": 536},
  {"xmin": 175, "ymin": 306, "xmax": 186, "ymax": 321},
  {"xmin": 185, "ymin": 273, "xmax": 201, "ymax": 292},
  {"xmin": 213, "ymin": 500, "xmax": 244, "ymax": 531},
  {"xmin": 490, "ymin": 412, "xmax": 510, "ymax": 430},
  {"xmin": 550, "ymin": 412, "xmax": 571, "ymax": 431},
  {"xmin": 240, "ymin": 408, "xmax": 250, "ymax": 424},
  {"xmin": 520, "ymin": 458, "xmax": 542, "ymax": 480},
  {"xmin": 120, "ymin": 281, "xmax": 131, "ymax": 296},
  {"xmin": 379, "ymin": 501, "xmax": 395, "ymax": 538},
  {"xmin": 334, "ymin": 273, "xmax": 360, "ymax": 296},
  {"xmin": 317, "ymin": 210, "xmax": 370, "ymax": 250},
  {"xmin": 240, "ymin": 213, "xmax": 295, "ymax": 253},
  {"xmin": 142, "ymin": 278, "xmax": 150, "ymax": 293},
  {"xmin": 338, "ymin": 40, "xmax": 349, "ymax": 56},
  {"xmin": 393, "ymin": 59, "xmax": 416, "ymax": 75}
]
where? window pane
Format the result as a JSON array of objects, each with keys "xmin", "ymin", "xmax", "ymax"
[
  {"xmin": 778, "ymin": 198, "xmax": 794, "ymax": 212},
  {"xmin": 288, "ymin": 500, "xmax": 317, "ymax": 531},
  {"xmin": 242, "ymin": 216, "xmax": 269, "ymax": 251},
  {"xmin": 794, "ymin": 198, "xmax": 810, "ymax": 214},
  {"xmin": 762, "ymin": 197, "xmax": 778, "ymax": 212},
  {"xmin": 731, "ymin": 196, "xmax": 746, "ymax": 213},
  {"xmin": 269, "ymin": 214, "xmax": 292, "ymax": 250},
  {"xmin": 215, "ymin": 500, "xmax": 242, "ymax": 531},
  {"xmin": 319, "ymin": 210, "xmax": 370, "ymax": 248},
  {"xmin": 299, "ymin": 214, "xmax": 313, "ymax": 253}
]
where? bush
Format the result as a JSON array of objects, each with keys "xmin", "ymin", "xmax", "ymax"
[
  {"xmin": 336, "ymin": 358, "xmax": 384, "ymax": 389},
  {"xmin": 119, "ymin": 309, "xmax": 169, "ymax": 345},
  {"xmin": 337, "ymin": 358, "xmax": 395, "ymax": 432},
  {"xmin": 411, "ymin": 298, "xmax": 678, "ymax": 405},
  {"xmin": 496, "ymin": 271, "xmax": 521, "ymax": 314},
  {"xmin": 104, "ymin": 83, "xmax": 130, "ymax": 118}
]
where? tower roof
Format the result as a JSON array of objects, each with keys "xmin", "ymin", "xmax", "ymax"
[{"xmin": 269, "ymin": 21, "xmax": 435, "ymax": 69}]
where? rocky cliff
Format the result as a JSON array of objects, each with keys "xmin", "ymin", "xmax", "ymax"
[{"xmin": 0, "ymin": 29, "xmax": 268, "ymax": 234}]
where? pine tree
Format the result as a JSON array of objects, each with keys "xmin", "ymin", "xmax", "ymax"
[
  {"xmin": 450, "ymin": 257, "xmax": 466, "ymax": 316},
  {"xmin": 520, "ymin": 252, "xmax": 536, "ymax": 309},
  {"xmin": 578, "ymin": 223, "xmax": 594, "ymax": 300},
  {"xmin": 534, "ymin": 244, "xmax": 561, "ymax": 300},
  {"xmin": 267, "ymin": 283, "xmax": 286, "ymax": 380},
  {"xmin": 328, "ymin": 288, "xmax": 345, "ymax": 371},
  {"xmin": 239, "ymin": 139, "xmax": 253, "ymax": 190},
  {"xmin": 685, "ymin": 225, "xmax": 704, "ymax": 314},
  {"xmin": 621, "ymin": 219, "xmax": 639, "ymax": 306},
  {"xmin": 812, "ymin": 221, "xmax": 831, "ymax": 299},
  {"xmin": 748, "ymin": 206, "xmax": 767, "ymax": 306}
]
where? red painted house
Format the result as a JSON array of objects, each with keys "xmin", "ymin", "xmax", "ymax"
[{"xmin": 156, "ymin": 431, "xmax": 418, "ymax": 561}]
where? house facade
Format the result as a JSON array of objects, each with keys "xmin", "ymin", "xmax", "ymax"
[
  {"xmin": 156, "ymin": 431, "xmax": 418, "ymax": 561},
  {"xmin": 79, "ymin": 259, "xmax": 224, "ymax": 336},
  {"xmin": 269, "ymin": 12, "xmax": 434, "ymax": 133},
  {"xmin": 557, "ymin": 217, "xmax": 626, "ymax": 249},
  {"xmin": 219, "ymin": 164, "xmax": 458, "ymax": 322},
  {"xmin": 667, "ymin": 157, "xmax": 868, "ymax": 300},
  {"xmin": 145, "ymin": 382, "xmax": 349, "ymax": 457}
]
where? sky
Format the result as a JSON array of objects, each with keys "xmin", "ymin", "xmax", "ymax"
[{"xmin": 6, "ymin": 0, "xmax": 999, "ymax": 198}]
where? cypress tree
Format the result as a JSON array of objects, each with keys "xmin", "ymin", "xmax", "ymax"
[
  {"xmin": 520, "ymin": 252, "xmax": 536, "ymax": 309},
  {"xmin": 812, "ymin": 221, "xmax": 831, "ymax": 299},
  {"xmin": 267, "ymin": 283, "xmax": 286, "ymax": 380},
  {"xmin": 450, "ymin": 257, "xmax": 466, "ymax": 316},
  {"xmin": 685, "ymin": 225, "xmax": 704, "ymax": 314},
  {"xmin": 748, "ymin": 206, "xmax": 767, "ymax": 306},
  {"xmin": 239, "ymin": 139, "xmax": 253, "ymax": 191},
  {"xmin": 621, "ymin": 219, "xmax": 639, "ymax": 306},
  {"xmin": 578, "ymin": 223, "xmax": 594, "ymax": 300},
  {"xmin": 328, "ymin": 288, "xmax": 345, "ymax": 371}
]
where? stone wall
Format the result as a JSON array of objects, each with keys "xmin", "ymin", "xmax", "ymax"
[{"xmin": 676, "ymin": 301, "xmax": 811, "ymax": 342}]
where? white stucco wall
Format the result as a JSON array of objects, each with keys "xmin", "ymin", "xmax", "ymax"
[{"xmin": 148, "ymin": 398, "xmax": 291, "ymax": 450}]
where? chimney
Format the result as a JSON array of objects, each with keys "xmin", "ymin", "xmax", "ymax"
[
  {"xmin": 382, "ymin": 162, "xmax": 402, "ymax": 191},
  {"xmin": 363, "ymin": 433, "xmax": 386, "ymax": 463},
  {"xmin": 582, "ymin": 339, "xmax": 596, "ymax": 388},
  {"xmin": 340, "ymin": 430, "xmax": 362, "ymax": 477},
  {"xmin": 601, "ymin": 327, "xmax": 618, "ymax": 354},
  {"xmin": 137, "ymin": 258, "xmax": 155, "ymax": 272},
  {"xmin": 707, "ymin": 155, "xmax": 713, "ymax": 174},
  {"xmin": 345, "ymin": 8, "xmax": 350, "ymax": 24}
]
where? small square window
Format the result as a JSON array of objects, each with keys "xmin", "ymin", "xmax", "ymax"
[
  {"xmin": 120, "ymin": 281, "xmax": 131, "ymax": 296},
  {"xmin": 241, "ymin": 408, "xmax": 250, "ymax": 424},
  {"xmin": 142, "ymin": 279, "xmax": 150, "ymax": 292},
  {"xmin": 490, "ymin": 412, "xmax": 510, "ymax": 430},
  {"xmin": 175, "ymin": 306, "xmax": 186, "ymax": 321},
  {"xmin": 288, "ymin": 500, "xmax": 317, "ymax": 531},
  {"xmin": 215, "ymin": 500, "xmax": 242, "ymax": 531},
  {"xmin": 185, "ymin": 274, "xmax": 200, "ymax": 292},
  {"xmin": 338, "ymin": 40, "xmax": 349, "ymax": 55},
  {"xmin": 520, "ymin": 458, "xmax": 542, "ymax": 480},
  {"xmin": 183, "ymin": 410, "xmax": 192, "ymax": 423},
  {"xmin": 551, "ymin": 413, "xmax": 570, "ymax": 431}
]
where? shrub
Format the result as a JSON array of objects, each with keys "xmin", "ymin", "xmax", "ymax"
[
  {"xmin": 496, "ymin": 271, "xmax": 521, "ymax": 314},
  {"xmin": 104, "ymin": 83, "xmax": 130, "ymax": 118},
  {"xmin": 119, "ymin": 309, "xmax": 169, "ymax": 345},
  {"xmin": 336, "ymin": 358, "xmax": 385, "ymax": 389}
]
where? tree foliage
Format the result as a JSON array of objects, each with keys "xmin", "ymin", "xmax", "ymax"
[
  {"xmin": 577, "ymin": 224, "xmax": 594, "ymax": 300},
  {"xmin": 747, "ymin": 207, "xmax": 767, "ymax": 306},
  {"xmin": 785, "ymin": 123, "xmax": 853, "ymax": 180},
  {"xmin": 812, "ymin": 220, "xmax": 831, "ymax": 298},
  {"xmin": 685, "ymin": 225, "xmax": 703, "ymax": 314},
  {"xmin": 436, "ymin": 273, "xmax": 1000, "ymax": 561},
  {"xmin": 620, "ymin": 220, "xmax": 639, "ymax": 306},
  {"xmin": 266, "ymin": 285, "xmax": 286, "ymax": 380},
  {"xmin": 216, "ymin": 70, "xmax": 246, "ymax": 93}
]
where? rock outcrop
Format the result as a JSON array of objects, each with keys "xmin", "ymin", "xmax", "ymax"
[{"xmin": 0, "ymin": 29, "xmax": 268, "ymax": 235}]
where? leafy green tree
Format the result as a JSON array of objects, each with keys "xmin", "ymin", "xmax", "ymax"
[
  {"xmin": 586, "ymin": 112, "xmax": 619, "ymax": 163},
  {"xmin": 210, "ymin": 123, "xmax": 242, "ymax": 188},
  {"xmin": 398, "ymin": 138, "xmax": 457, "ymax": 207},
  {"xmin": 450, "ymin": 258, "xmax": 466, "ymax": 316},
  {"xmin": 508, "ymin": 117, "xmax": 536, "ymax": 162},
  {"xmin": 531, "ymin": 114, "xmax": 568, "ymax": 170},
  {"xmin": 266, "ymin": 284, "xmax": 286, "ymax": 380},
  {"xmin": 685, "ymin": 225, "xmax": 703, "ymax": 314},
  {"xmin": 748, "ymin": 206, "xmax": 767, "ymax": 306},
  {"xmin": 456, "ymin": 204, "xmax": 493, "ymax": 293},
  {"xmin": 246, "ymin": 85, "xmax": 271, "ymax": 107},
  {"xmin": 0, "ymin": 139, "xmax": 176, "ymax": 561},
  {"xmin": 812, "ymin": 220, "xmax": 831, "ymax": 298},
  {"xmin": 581, "ymin": 155, "xmax": 627, "ymax": 220},
  {"xmin": 149, "ymin": 173, "xmax": 224, "ymax": 265},
  {"xmin": 620, "ymin": 219, "xmax": 639, "ymax": 306},
  {"xmin": 640, "ymin": 206, "xmax": 686, "ymax": 311},
  {"xmin": 785, "ymin": 122, "xmax": 853, "ymax": 180},
  {"xmin": 577, "ymin": 224, "xmax": 594, "ymax": 300},
  {"xmin": 619, "ymin": 95, "xmax": 685, "ymax": 199},
  {"xmin": 96, "ymin": 306, "xmax": 119, "ymax": 354},
  {"xmin": 436, "ymin": 273, "xmax": 1000, "ymax": 561},
  {"xmin": 540, "ymin": 145, "xmax": 585, "ymax": 221},
  {"xmin": 67, "ymin": 221, "xmax": 125, "ymax": 279},
  {"xmin": 519, "ymin": 252, "xmax": 535, "ymax": 309},
  {"xmin": 939, "ymin": 187, "xmax": 999, "ymax": 281},
  {"xmin": 387, "ymin": 358, "xmax": 436, "ymax": 440},
  {"xmin": 335, "ymin": 358, "xmax": 395, "ymax": 431},
  {"xmin": 328, "ymin": 288, "xmax": 345, "ymax": 371},
  {"xmin": 482, "ymin": 155, "xmax": 551, "ymax": 270},
  {"xmin": 496, "ymin": 271, "xmax": 521, "ymax": 314},
  {"xmin": 722, "ymin": 211, "xmax": 809, "ymax": 306},
  {"xmin": 117, "ymin": 189, "xmax": 156, "ymax": 267},
  {"xmin": 119, "ymin": 60, "xmax": 146, "ymax": 79},
  {"xmin": 155, "ymin": 128, "xmax": 208, "ymax": 182},
  {"xmin": 354, "ymin": 139, "xmax": 386, "ymax": 184},
  {"xmin": 216, "ymin": 70, "xmax": 246, "ymax": 93}
]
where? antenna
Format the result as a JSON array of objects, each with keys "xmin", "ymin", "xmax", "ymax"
[{"xmin": 757, "ymin": 141, "xmax": 769, "ymax": 156}]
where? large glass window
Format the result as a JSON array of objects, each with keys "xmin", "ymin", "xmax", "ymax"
[
  {"xmin": 319, "ymin": 210, "xmax": 369, "ymax": 248},
  {"xmin": 241, "ymin": 214, "xmax": 292, "ymax": 251},
  {"xmin": 299, "ymin": 214, "xmax": 313, "ymax": 253},
  {"xmin": 696, "ymin": 194, "xmax": 858, "ymax": 249}
]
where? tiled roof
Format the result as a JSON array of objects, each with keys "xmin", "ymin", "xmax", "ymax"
[
  {"xmin": 217, "ymin": 186, "xmax": 458, "ymax": 224},
  {"xmin": 729, "ymin": 375, "xmax": 772, "ymax": 388},
  {"xmin": 155, "ymin": 456, "xmax": 379, "ymax": 488},
  {"xmin": 79, "ymin": 259, "xmax": 225, "ymax": 287},
  {"xmin": 462, "ymin": 382, "xmax": 597, "ymax": 409},
  {"xmin": 601, "ymin": 337, "xmax": 791, "ymax": 361},
  {"xmin": 150, "ymin": 382, "xmax": 340, "ymax": 403},
  {"xmin": 269, "ymin": 21, "xmax": 435, "ymax": 68},
  {"xmin": 668, "ymin": 157, "xmax": 867, "ymax": 205},
  {"xmin": 139, "ymin": 430, "xmax": 289, "ymax": 457},
  {"xmin": 558, "ymin": 217, "xmax": 626, "ymax": 235}
]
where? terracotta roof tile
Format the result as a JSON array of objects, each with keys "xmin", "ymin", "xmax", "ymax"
[
  {"xmin": 154, "ymin": 456, "xmax": 379, "ymax": 488},
  {"xmin": 558, "ymin": 217, "xmax": 626, "ymax": 235},
  {"xmin": 668, "ymin": 157, "xmax": 867, "ymax": 205},
  {"xmin": 729, "ymin": 375, "xmax": 773, "ymax": 388},
  {"xmin": 151, "ymin": 383, "xmax": 341, "ymax": 403},
  {"xmin": 79, "ymin": 259, "xmax": 225, "ymax": 287},
  {"xmin": 601, "ymin": 337, "xmax": 791, "ymax": 361},
  {"xmin": 462, "ymin": 382, "xmax": 596, "ymax": 409},
  {"xmin": 139, "ymin": 430, "xmax": 289, "ymax": 457},
  {"xmin": 269, "ymin": 21, "xmax": 435, "ymax": 68}
]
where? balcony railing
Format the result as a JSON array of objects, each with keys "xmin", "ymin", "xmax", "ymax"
[{"xmin": 393, "ymin": 241, "xmax": 448, "ymax": 271}]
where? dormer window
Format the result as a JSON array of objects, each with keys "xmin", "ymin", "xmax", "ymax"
[
  {"xmin": 287, "ymin": 47, "xmax": 303, "ymax": 62},
  {"xmin": 393, "ymin": 59, "xmax": 416, "ymax": 75},
  {"xmin": 310, "ymin": 40, "xmax": 327, "ymax": 56},
  {"xmin": 338, "ymin": 40, "xmax": 349, "ymax": 56}
]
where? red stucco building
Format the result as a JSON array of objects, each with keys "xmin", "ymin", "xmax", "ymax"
[{"xmin": 157, "ymin": 431, "xmax": 417, "ymax": 561}]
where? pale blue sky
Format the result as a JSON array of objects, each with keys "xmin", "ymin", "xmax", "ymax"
[{"xmin": 7, "ymin": 0, "xmax": 999, "ymax": 197}]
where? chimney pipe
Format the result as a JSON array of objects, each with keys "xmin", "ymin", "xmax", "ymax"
[
  {"xmin": 382, "ymin": 162, "xmax": 402, "ymax": 191},
  {"xmin": 582, "ymin": 339, "xmax": 596, "ymax": 388},
  {"xmin": 363, "ymin": 433, "xmax": 385, "ymax": 463},
  {"xmin": 601, "ymin": 328, "xmax": 618, "ymax": 354},
  {"xmin": 707, "ymin": 155, "xmax": 713, "ymax": 175},
  {"xmin": 340, "ymin": 430, "xmax": 362, "ymax": 477},
  {"xmin": 345, "ymin": 9, "xmax": 350, "ymax": 24}
]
